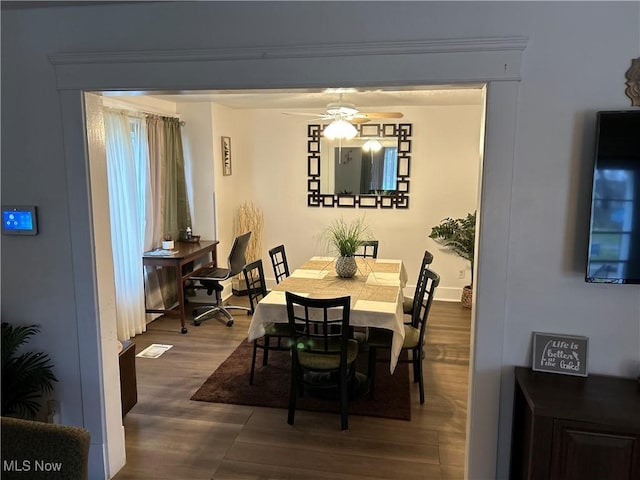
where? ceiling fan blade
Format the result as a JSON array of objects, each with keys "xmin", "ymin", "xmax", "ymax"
[
  {"xmin": 282, "ymin": 112, "xmax": 325, "ymax": 117},
  {"xmin": 350, "ymin": 117, "xmax": 371, "ymax": 124},
  {"xmin": 358, "ymin": 112, "xmax": 404, "ymax": 119}
]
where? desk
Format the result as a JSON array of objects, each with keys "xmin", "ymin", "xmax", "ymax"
[
  {"xmin": 143, "ymin": 240, "xmax": 218, "ymax": 333},
  {"xmin": 247, "ymin": 256, "xmax": 408, "ymax": 373}
]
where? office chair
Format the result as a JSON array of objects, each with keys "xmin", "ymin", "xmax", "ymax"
[
  {"xmin": 268, "ymin": 244, "xmax": 290, "ymax": 284},
  {"xmin": 190, "ymin": 231, "xmax": 252, "ymax": 327},
  {"xmin": 354, "ymin": 240, "xmax": 379, "ymax": 258}
]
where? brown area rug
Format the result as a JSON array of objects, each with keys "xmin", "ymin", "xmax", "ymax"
[{"xmin": 191, "ymin": 339, "xmax": 411, "ymax": 421}]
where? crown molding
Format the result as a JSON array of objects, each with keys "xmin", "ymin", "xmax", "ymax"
[{"xmin": 49, "ymin": 36, "xmax": 528, "ymax": 65}]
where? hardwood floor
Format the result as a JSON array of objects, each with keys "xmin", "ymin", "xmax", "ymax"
[{"xmin": 113, "ymin": 296, "xmax": 471, "ymax": 480}]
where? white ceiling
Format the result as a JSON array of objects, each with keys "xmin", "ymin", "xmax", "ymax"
[{"xmin": 107, "ymin": 85, "xmax": 485, "ymax": 110}]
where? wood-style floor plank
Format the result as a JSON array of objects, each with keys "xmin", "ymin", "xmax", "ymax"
[{"xmin": 112, "ymin": 298, "xmax": 471, "ymax": 480}]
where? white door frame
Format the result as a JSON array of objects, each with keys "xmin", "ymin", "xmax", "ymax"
[{"xmin": 53, "ymin": 36, "xmax": 526, "ymax": 479}]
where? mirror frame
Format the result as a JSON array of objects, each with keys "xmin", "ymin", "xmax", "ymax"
[{"xmin": 307, "ymin": 122, "xmax": 412, "ymax": 208}]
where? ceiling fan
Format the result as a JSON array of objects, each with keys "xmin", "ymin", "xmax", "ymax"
[
  {"xmin": 284, "ymin": 94, "xmax": 404, "ymax": 139},
  {"xmin": 284, "ymin": 100, "xmax": 403, "ymax": 124}
]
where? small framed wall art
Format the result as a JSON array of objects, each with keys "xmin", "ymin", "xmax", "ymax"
[
  {"xmin": 221, "ymin": 136, "xmax": 232, "ymax": 176},
  {"xmin": 532, "ymin": 332, "xmax": 588, "ymax": 377}
]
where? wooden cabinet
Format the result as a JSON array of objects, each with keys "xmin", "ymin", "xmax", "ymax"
[
  {"xmin": 510, "ymin": 367, "xmax": 640, "ymax": 480},
  {"xmin": 119, "ymin": 340, "xmax": 137, "ymax": 417}
]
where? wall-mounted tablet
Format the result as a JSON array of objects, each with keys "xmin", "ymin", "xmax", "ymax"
[{"xmin": 2, "ymin": 205, "xmax": 38, "ymax": 235}]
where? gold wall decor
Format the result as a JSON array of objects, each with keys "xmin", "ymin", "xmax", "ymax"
[{"xmin": 624, "ymin": 57, "xmax": 640, "ymax": 107}]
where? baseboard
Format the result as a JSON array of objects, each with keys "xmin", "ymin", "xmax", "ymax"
[{"xmin": 433, "ymin": 286, "xmax": 463, "ymax": 303}]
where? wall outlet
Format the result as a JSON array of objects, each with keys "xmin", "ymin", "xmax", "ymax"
[{"xmin": 458, "ymin": 269, "xmax": 465, "ymax": 279}]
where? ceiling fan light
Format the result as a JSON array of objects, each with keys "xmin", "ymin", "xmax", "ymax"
[
  {"xmin": 362, "ymin": 139, "xmax": 382, "ymax": 152},
  {"xmin": 323, "ymin": 119, "xmax": 358, "ymax": 140}
]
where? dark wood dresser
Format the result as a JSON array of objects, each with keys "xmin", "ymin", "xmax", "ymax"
[
  {"xmin": 510, "ymin": 366, "xmax": 640, "ymax": 480},
  {"xmin": 119, "ymin": 340, "xmax": 137, "ymax": 417}
]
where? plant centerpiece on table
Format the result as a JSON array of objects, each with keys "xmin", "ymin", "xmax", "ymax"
[
  {"xmin": 1, "ymin": 322, "xmax": 58, "ymax": 419},
  {"xmin": 325, "ymin": 217, "xmax": 371, "ymax": 278},
  {"xmin": 429, "ymin": 211, "xmax": 477, "ymax": 308}
]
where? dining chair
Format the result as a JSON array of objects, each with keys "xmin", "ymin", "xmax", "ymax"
[
  {"xmin": 285, "ymin": 292, "xmax": 357, "ymax": 431},
  {"xmin": 367, "ymin": 266, "xmax": 440, "ymax": 404},
  {"xmin": 243, "ymin": 259, "xmax": 291, "ymax": 385},
  {"xmin": 354, "ymin": 240, "xmax": 379, "ymax": 258},
  {"xmin": 268, "ymin": 244, "xmax": 290, "ymax": 284},
  {"xmin": 403, "ymin": 250, "xmax": 434, "ymax": 314},
  {"xmin": 190, "ymin": 231, "xmax": 252, "ymax": 327}
]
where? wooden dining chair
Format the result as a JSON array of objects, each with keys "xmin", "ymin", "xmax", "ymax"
[
  {"xmin": 354, "ymin": 240, "xmax": 379, "ymax": 258},
  {"xmin": 243, "ymin": 259, "xmax": 291, "ymax": 385},
  {"xmin": 367, "ymin": 266, "xmax": 440, "ymax": 404},
  {"xmin": 268, "ymin": 244, "xmax": 290, "ymax": 284},
  {"xmin": 285, "ymin": 292, "xmax": 357, "ymax": 430},
  {"xmin": 403, "ymin": 250, "xmax": 434, "ymax": 314}
]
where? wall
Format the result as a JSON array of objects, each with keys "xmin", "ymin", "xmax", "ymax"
[
  {"xmin": 223, "ymin": 104, "xmax": 483, "ymax": 299},
  {"xmin": 174, "ymin": 100, "xmax": 482, "ymax": 300},
  {"xmin": 1, "ymin": 2, "xmax": 638, "ymax": 479}
]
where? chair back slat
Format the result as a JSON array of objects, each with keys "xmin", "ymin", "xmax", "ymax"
[
  {"xmin": 243, "ymin": 259, "xmax": 268, "ymax": 314},
  {"xmin": 354, "ymin": 240, "xmax": 379, "ymax": 259},
  {"xmin": 285, "ymin": 292, "xmax": 351, "ymax": 357},
  {"xmin": 412, "ymin": 267, "xmax": 440, "ymax": 340},
  {"xmin": 269, "ymin": 244, "xmax": 290, "ymax": 284}
]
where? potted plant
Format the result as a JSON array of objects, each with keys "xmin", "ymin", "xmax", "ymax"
[
  {"xmin": 325, "ymin": 217, "xmax": 371, "ymax": 278},
  {"xmin": 1, "ymin": 322, "xmax": 57, "ymax": 419},
  {"xmin": 429, "ymin": 211, "xmax": 477, "ymax": 308}
]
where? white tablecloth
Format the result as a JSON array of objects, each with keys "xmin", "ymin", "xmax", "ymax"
[{"xmin": 247, "ymin": 256, "xmax": 408, "ymax": 373}]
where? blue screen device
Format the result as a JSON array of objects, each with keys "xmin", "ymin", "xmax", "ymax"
[{"xmin": 2, "ymin": 205, "xmax": 38, "ymax": 235}]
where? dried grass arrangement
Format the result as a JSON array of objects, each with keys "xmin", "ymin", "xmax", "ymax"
[{"xmin": 234, "ymin": 201, "xmax": 264, "ymax": 263}]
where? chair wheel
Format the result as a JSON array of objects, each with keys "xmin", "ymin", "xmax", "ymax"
[
  {"xmin": 181, "ymin": 327, "xmax": 188, "ymax": 334},
  {"xmin": 226, "ymin": 319, "xmax": 234, "ymax": 327},
  {"xmin": 193, "ymin": 321, "xmax": 201, "ymax": 327}
]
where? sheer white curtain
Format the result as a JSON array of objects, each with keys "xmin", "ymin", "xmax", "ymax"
[{"xmin": 104, "ymin": 111, "xmax": 148, "ymax": 339}]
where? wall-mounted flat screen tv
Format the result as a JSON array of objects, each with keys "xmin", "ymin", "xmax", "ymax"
[{"xmin": 585, "ymin": 110, "xmax": 640, "ymax": 284}]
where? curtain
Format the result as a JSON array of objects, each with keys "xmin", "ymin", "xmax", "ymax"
[
  {"xmin": 145, "ymin": 115, "xmax": 193, "ymax": 311},
  {"xmin": 382, "ymin": 147, "xmax": 398, "ymax": 191},
  {"xmin": 105, "ymin": 111, "xmax": 193, "ymax": 335},
  {"xmin": 104, "ymin": 112, "xmax": 148, "ymax": 339},
  {"xmin": 163, "ymin": 117, "xmax": 192, "ymax": 240}
]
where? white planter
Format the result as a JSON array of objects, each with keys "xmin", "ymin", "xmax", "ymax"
[{"xmin": 162, "ymin": 240, "xmax": 175, "ymax": 250}]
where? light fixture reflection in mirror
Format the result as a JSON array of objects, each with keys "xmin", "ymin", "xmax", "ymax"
[
  {"xmin": 362, "ymin": 139, "xmax": 382, "ymax": 152},
  {"xmin": 307, "ymin": 123, "xmax": 412, "ymax": 209}
]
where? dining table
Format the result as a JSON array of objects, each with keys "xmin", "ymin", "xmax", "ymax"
[{"xmin": 247, "ymin": 256, "xmax": 408, "ymax": 373}]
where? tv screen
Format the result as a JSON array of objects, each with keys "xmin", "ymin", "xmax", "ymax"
[{"xmin": 585, "ymin": 110, "xmax": 640, "ymax": 284}]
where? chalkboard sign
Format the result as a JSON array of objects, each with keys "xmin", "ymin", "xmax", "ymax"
[{"xmin": 532, "ymin": 332, "xmax": 588, "ymax": 377}]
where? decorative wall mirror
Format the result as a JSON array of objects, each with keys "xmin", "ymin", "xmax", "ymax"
[{"xmin": 307, "ymin": 123, "xmax": 412, "ymax": 208}]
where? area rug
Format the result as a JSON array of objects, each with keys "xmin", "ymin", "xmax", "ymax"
[{"xmin": 191, "ymin": 339, "xmax": 411, "ymax": 421}]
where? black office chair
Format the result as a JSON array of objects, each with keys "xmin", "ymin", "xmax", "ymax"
[
  {"xmin": 354, "ymin": 240, "xmax": 379, "ymax": 258},
  {"xmin": 403, "ymin": 250, "xmax": 434, "ymax": 314},
  {"xmin": 268, "ymin": 244, "xmax": 290, "ymax": 284},
  {"xmin": 190, "ymin": 231, "xmax": 252, "ymax": 327},
  {"xmin": 367, "ymin": 266, "xmax": 440, "ymax": 404},
  {"xmin": 243, "ymin": 259, "xmax": 291, "ymax": 385},
  {"xmin": 285, "ymin": 292, "xmax": 357, "ymax": 431}
]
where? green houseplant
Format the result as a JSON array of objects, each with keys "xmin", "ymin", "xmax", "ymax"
[
  {"xmin": 429, "ymin": 211, "xmax": 477, "ymax": 308},
  {"xmin": 1, "ymin": 322, "xmax": 58, "ymax": 419},
  {"xmin": 325, "ymin": 217, "xmax": 371, "ymax": 278}
]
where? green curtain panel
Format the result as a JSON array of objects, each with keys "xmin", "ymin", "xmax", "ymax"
[{"xmin": 162, "ymin": 117, "xmax": 192, "ymax": 241}]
